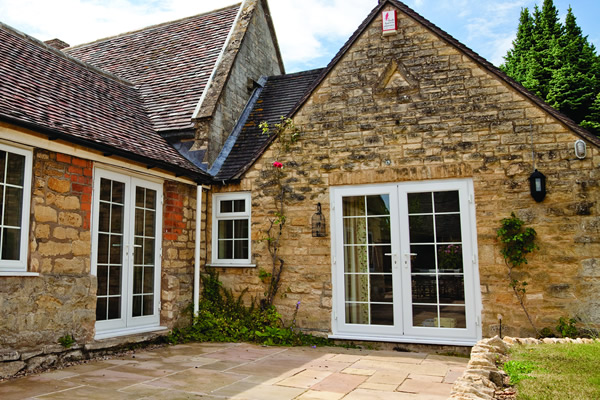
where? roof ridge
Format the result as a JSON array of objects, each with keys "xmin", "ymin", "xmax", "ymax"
[
  {"xmin": 268, "ymin": 68, "xmax": 325, "ymax": 80},
  {"xmin": 67, "ymin": 3, "xmax": 241, "ymax": 51},
  {"xmin": 0, "ymin": 21, "xmax": 135, "ymax": 87}
]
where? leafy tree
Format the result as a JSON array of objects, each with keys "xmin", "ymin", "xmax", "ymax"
[{"xmin": 501, "ymin": 1, "xmax": 600, "ymax": 136}]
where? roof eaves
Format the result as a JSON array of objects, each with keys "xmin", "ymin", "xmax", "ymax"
[
  {"xmin": 0, "ymin": 22, "xmax": 135, "ymax": 87},
  {"xmin": 0, "ymin": 114, "xmax": 213, "ymax": 184}
]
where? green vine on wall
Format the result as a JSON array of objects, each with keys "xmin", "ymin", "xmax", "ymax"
[
  {"xmin": 258, "ymin": 117, "xmax": 299, "ymax": 309},
  {"xmin": 496, "ymin": 212, "xmax": 539, "ymax": 336}
]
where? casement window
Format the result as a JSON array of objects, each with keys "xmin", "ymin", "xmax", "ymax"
[
  {"xmin": 0, "ymin": 143, "xmax": 32, "ymax": 274},
  {"xmin": 211, "ymin": 193, "xmax": 252, "ymax": 266}
]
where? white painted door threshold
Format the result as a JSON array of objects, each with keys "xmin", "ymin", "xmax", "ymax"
[
  {"xmin": 94, "ymin": 325, "xmax": 168, "ymax": 341},
  {"xmin": 328, "ymin": 333, "xmax": 477, "ymax": 347}
]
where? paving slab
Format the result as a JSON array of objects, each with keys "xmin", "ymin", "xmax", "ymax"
[
  {"xmin": 397, "ymin": 377, "xmax": 454, "ymax": 398},
  {"xmin": 212, "ymin": 380, "xmax": 306, "ymax": 399},
  {"xmin": 296, "ymin": 390, "xmax": 345, "ymax": 400},
  {"xmin": 275, "ymin": 368, "xmax": 333, "ymax": 389},
  {"xmin": 309, "ymin": 372, "xmax": 367, "ymax": 393},
  {"xmin": 0, "ymin": 342, "xmax": 464, "ymax": 399}
]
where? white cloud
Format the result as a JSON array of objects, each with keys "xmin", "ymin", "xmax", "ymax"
[
  {"xmin": 269, "ymin": 0, "xmax": 375, "ymax": 64},
  {"xmin": 1, "ymin": 0, "xmax": 596, "ymax": 71},
  {"xmin": 0, "ymin": 0, "xmax": 379, "ymax": 71}
]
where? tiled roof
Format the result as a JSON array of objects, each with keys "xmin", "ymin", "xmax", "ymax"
[
  {"xmin": 215, "ymin": 68, "xmax": 323, "ymax": 180},
  {"xmin": 65, "ymin": 5, "xmax": 240, "ymax": 134},
  {"xmin": 291, "ymin": 0, "xmax": 600, "ymax": 148},
  {"xmin": 0, "ymin": 23, "xmax": 210, "ymax": 181}
]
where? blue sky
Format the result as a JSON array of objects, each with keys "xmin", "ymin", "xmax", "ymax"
[{"xmin": 0, "ymin": 0, "xmax": 598, "ymax": 73}]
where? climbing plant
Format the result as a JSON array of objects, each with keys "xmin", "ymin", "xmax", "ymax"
[
  {"xmin": 258, "ymin": 117, "xmax": 299, "ymax": 309},
  {"xmin": 496, "ymin": 212, "xmax": 539, "ymax": 336}
]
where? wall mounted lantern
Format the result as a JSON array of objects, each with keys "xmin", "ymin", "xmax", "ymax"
[
  {"xmin": 575, "ymin": 139, "xmax": 587, "ymax": 159},
  {"xmin": 529, "ymin": 169, "xmax": 546, "ymax": 202},
  {"xmin": 312, "ymin": 203, "xmax": 326, "ymax": 237}
]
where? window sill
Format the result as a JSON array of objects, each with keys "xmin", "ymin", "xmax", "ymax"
[
  {"xmin": 0, "ymin": 271, "xmax": 40, "ymax": 277},
  {"xmin": 206, "ymin": 263, "xmax": 256, "ymax": 268}
]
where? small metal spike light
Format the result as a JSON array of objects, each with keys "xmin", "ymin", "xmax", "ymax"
[
  {"xmin": 312, "ymin": 203, "xmax": 326, "ymax": 237},
  {"xmin": 529, "ymin": 169, "xmax": 546, "ymax": 202}
]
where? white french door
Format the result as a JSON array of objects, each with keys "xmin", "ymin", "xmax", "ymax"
[
  {"xmin": 92, "ymin": 169, "xmax": 163, "ymax": 338},
  {"xmin": 331, "ymin": 179, "xmax": 481, "ymax": 345}
]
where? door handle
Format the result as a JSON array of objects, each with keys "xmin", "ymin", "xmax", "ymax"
[
  {"xmin": 403, "ymin": 253, "xmax": 418, "ymax": 269},
  {"xmin": 384, "ymin": 253, "xmax": 399, "ymax": 269}
]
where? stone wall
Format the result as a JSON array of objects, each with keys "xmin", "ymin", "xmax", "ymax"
[
  {"xmin": 197, "ymin": 0, "xmax": 283, "ymax": 166},
  {"xmin": 1, "ymin": 150, "xmax": 96, "ymax": 350},
  {"xmin": 161, "ymin": 181, "xmax": 203, "ymax": 329},
  {"xmin": 210, "ymin": 4, "xmax": 600, "ymax": 338},
  {"xmin": 1, "ymin": 148, "xmax": 200, "ymax": 358}
]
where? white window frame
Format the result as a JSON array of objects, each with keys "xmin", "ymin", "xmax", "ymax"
[
  {"xmin": 0, "ymin": 143, "xmax": 33, "ymax": 276},
  {"xmin": 329, "ymin": 179, "xmax": 482, "ymax": 346},
  {"xmin": 210, "ymin": 192, "xmax": 253, "ymax": 267}
]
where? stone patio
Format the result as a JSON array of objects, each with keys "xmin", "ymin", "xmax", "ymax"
[{"xmin": 0, "ymin": 342, "xmax": 468, "ymax": 399}]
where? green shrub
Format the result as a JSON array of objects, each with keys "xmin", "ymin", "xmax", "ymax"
[
  {"xmin": 503, "ymin": 360, "xmax": 536, "ymax": 384},
  {"xmin": 58, "ymin": 334, "xmax": 75, "ymax": 349},
  {"xmin": 556, "ymin": 317, "xmax": 579, "ymax": 338},
  {"xmin": 166, "ymin": 269, "xmax": 330, "ymax": 347}
]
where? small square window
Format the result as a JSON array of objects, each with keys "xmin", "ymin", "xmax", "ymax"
[{"xmin": 212, "ymin": 193, "xmax": 251, "ymax": 265}]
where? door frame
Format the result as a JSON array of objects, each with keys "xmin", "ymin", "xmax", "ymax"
[
  {"xmin": 91, "ymin": 167, "xmax": 164, "ymax": 339},
  {"xmin": 329, "ymin": 179, "xmax": 482, "ymax": 346}
]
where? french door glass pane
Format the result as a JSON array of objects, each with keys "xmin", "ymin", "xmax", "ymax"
[
  {"xmin": 408, "ymin": 191, "xmax": 466, "ymax": 329},
  {"xmin": 371, "ymin": 304, "xmax": 394, "ymax": 325},
  {"xmin": 2, "ymin": 228, "xmax": 19, "ymax": 260},
  {"xmin": 369, "ymin": 245, "xmax": 391, "ymax": 273},
  {"xmin": 96, "ymin": 178, "xmax": 124, "ymax": 322},
  {"xmin": 343, "ymin": 194, "xmax": 393, "ymax": 326},
  {"xmin": 6, "ymin": 153, "xmax": 25, "ymax": 186},
  {"xmin": 366, "ymin": 195, "xmax": 390, "ymax": 215},
  {"xmin": 133, "ymin": 187, "xmax": 156, "ymax": 318},
  {"xmin": 0, "ymin": 151, "xmax": 25, "ymax": 260},
  {"xmin": 344, "ymin": 246, "xmax": 367, "ymax": 273},
  {"xmin": 345, "ymin": 303, "xmax": 369, "ymax": 324},
  {"xmin": 0, "ymin": 151, "xmax": 5, "ymax": 183},
  {"xmin": 5, "ymin": 187, "xmax": 23, "ymax": 226}
]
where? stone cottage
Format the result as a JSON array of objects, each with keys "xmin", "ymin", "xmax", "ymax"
[{"xmin": 0, "ymin": 0, "xmax": 599, "ymax": 378}]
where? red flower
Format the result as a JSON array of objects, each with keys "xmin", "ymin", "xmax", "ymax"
[{"xmin": 272, "ymin": 161, "xmax": 283, "ymax": 168}]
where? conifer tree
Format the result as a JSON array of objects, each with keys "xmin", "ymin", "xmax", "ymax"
[
  {"xmin": 581, "ymin": 93, "xmax": 600, "ymax": 135},
  {"xmin": 501, "ymin": 0, "xmax": 600, "ymax": 136}
]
